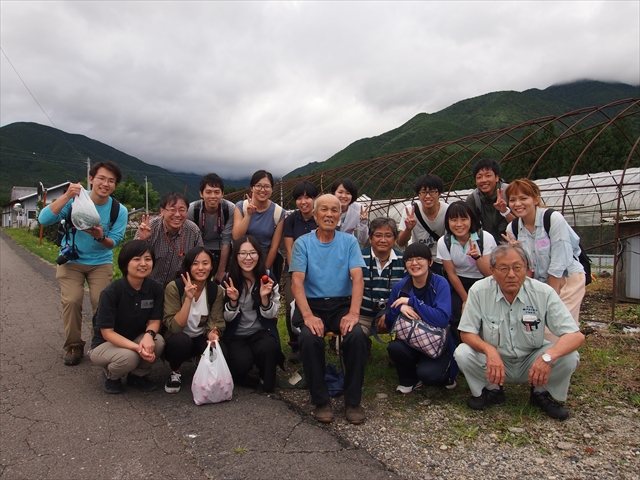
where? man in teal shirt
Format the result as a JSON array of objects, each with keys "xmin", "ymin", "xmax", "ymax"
[
  {"xmin": 39, "ymin": 161, "xmax": 127, "ymax": 366},
  {"xmin": 454, "ymin": 244, "xmax": 585, "ymax": 420}
]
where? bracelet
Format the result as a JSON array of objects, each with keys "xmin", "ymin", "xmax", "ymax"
[
  {"xmin": 500, "ymin": 207, "xmax": 511, "ymax": 217},
  {"xmin": 94, "ymin": 235, "xmax": 106, "ymax": 242}
]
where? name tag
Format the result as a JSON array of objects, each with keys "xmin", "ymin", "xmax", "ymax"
[
  {"xmin": 141, "ymin": 300, "xmax": 154, "ymax": 309},
  {"xmin": 536, "ymin": 238, "xmax": 551, "ymax": 249}
]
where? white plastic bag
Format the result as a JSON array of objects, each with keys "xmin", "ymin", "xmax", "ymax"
[
  {"xmin": 71, "ymin": 188, "xmax": 101, "ymax": 230},
  {"xmin": 191, "ymin": 340, "xmax": 234, "ymax": 405}
]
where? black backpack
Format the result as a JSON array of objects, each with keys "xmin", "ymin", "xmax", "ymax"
[
  {"xmin": 192, "ymin": 200, "xmax": 231, "ymax": 235},
  {"xmin": 54, "ymin": 198, "xmax": 121, "ymax": 247},
  {"xmin": 511, "ymin": 209, "xmax": 591, "ymax": 285}
]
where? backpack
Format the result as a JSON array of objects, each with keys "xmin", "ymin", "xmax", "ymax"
[
  {"xmin": 54, "ymin": 198, "xmax": 121, "ymax": 247},
  {"xmin": 241, "ymin": 200, "xmax": 283, "ymax": 229},
  {"xmin": 511, "ymin": 209, "xmax": 591, "ymax": 286},
  {"xmin": 443, "ymin": 228, "xmax": 485, "ymax": 255},
  {"xmin": 192, "ymin": 199, "xmax": 231, "ymax": 235}
]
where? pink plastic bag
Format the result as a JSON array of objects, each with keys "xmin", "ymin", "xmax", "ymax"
[{"xmin": 191, "ymin": 340, "xmax": 234, "ymax": 405}]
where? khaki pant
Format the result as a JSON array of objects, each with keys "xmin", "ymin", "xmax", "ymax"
[
  {"xmin": 56, "ymin": 262, "xmax": 113, "ymax": 350},
  {"xmin": 89, "ymin": 333, "xmax": 165, "ymax": 379},
  {"xmin": 558, "ymin": 272, "xmax": 586, "ymax": 324}
]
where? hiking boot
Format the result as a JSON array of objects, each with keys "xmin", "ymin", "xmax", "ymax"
[
  {"xmin": 127, "ymin": 373, "xmax": 157, "ymax": 392},
  {"xmin": 164, "ymin": 371, "xmax": 182, "ymax": 394},
  {"xmin": 64, "ymin": 345, "xmax": 84, "ymax": 366},
  {"xmin": 530, "ymin": 389, "xmax": 569, "ymax": 420},
  {"xmin": 288, "ymin": 350, "xmax": 301, "ymax": 363},
  {"xmin": 467, "ymin": 386, "xmax": 506, "ymax": 410},
  {"xmin": 313, "ymin": 400, "xmax": 334, "ymax": 423},
  {"xmin": 103, "ymin": 372, "xmax": 123, "ymax": 394},
  {"xmin": 396, "ymin": 380, "xmax": 423, "ymax": 395},
  {"xmin": 345, "ymin": 403, "xmax": 366, "ymax": 425}
]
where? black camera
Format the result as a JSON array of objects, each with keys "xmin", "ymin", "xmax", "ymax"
[{"xmin": 56, "ymin": 245, "xmax": 79, "ymax": 265}]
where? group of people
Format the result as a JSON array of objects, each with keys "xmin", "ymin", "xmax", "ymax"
[{"xmin": 39, "ymin": 157, "xmax": 586, "ymax": 424}]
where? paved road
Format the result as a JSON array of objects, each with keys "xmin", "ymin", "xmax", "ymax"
[{"xmin": 0, "ymin": 233, "xmax": 398, "ymax": 479}]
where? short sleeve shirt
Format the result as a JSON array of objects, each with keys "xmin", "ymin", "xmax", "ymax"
[
  {"xmin": 290, "ymin": 231, "xmax": 365, "ymax": 299},
  {"xmin": 236, "ymin": 200, "xmax": 285, "ymax": 249},
  {"xmin": 399, "ymin": 201, "xmax": 448, "ymax": 262},
  {"xmin": 458, "ymin": 276, "xmax": 579, "ymax": 360},
  {"xmin": 187, "ymin": 199, "xmax": 235, "ymax": 252},
  {"xmin": 91, "ymin": 277, "xmax": 164, "ymax": 349},
  {"xmin": 437, "ymin": 230, "xmax": 497, "ymax": 279}
]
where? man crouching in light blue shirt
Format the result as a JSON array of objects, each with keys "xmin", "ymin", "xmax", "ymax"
[{"xmin": 454, "ymin": 244, "xmax": 585, "ymax": 420}]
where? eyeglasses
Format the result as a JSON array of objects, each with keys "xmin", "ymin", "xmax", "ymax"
[
  {"xmin": 164, "ymin": 207, "xmax": 187, "ymax": 215},
  {"xmin": 494, "ymin": 265, "xmax": 527, "ymax": 275},
  {"xmin": 237, "ymin": 251, "xmax": 259, "ymax": 259},
  {"xmin": 93, "ymin": 176, "xmax": 117, "ymax": 185},
  {"xmin": 405, "ymin": 257, "xmax": 427, "ymax": 264},
  {"xmin": 253, "ymin": 184, "xmax": 273, "ymax": 191},
  {"xmin": 418, "ymin": 189, "xmax": 439, "ymax": 197},
  {"xmin": 372, "ymin": 233, "xmax": 395, "ymax": 240}
]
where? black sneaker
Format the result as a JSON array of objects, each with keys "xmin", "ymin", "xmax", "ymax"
[
  {"xmin": 103, "ymin": 372, "xmax": 124, "ymax": 394},
  {"xmin": 127, "ymin": 373, "xmax": 157, "ymax": 392},
  {"xmin": 530, "ymin": 389, "xmax": 569, "ymax": 420},
  {"xmin": 164, "ymin": 371, "xmax": 182, "ymax": 394},
  {"xmin": 467, "ymin": 386, "xmax": 506, "ymax": 410}
]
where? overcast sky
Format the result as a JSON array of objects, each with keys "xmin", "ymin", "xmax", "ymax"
[{"xmin": 1, "ymin": 1, "xmax": 638, "ymax": 180}]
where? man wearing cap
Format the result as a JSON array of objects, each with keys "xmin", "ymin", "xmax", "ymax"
[
  {"xmin": 454, "ymin": 244, "xmax": 585, "ymax": 420},
  {"xmin": 290, "ymin": 194, "xmax": 367, "ymax": 425}
]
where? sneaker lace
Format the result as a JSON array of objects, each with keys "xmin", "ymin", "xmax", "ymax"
[{"xmin": 169, "ymin": 372, "xmax": 181, "ymax": 383}]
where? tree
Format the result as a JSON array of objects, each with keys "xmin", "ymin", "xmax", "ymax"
[{"xmin": 112, "ymin": 175, "xmax": 159, "ymax": 210}]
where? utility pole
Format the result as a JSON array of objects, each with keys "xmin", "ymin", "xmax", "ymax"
[
  {"xmin": 86, "ymin": 157, "xmax": 91, "ymax": 188},
  {"xmin": 145, "ymin": 176, "xmax": 149, "ymax": 214}
]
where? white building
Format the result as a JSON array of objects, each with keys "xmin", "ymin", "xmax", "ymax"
[{"xmin": 2, "ymin": 182, "xmax": 71, "ymax": 228}]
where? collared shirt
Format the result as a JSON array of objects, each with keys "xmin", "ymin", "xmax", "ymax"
[
  {"xmin": 135, "ymin": 215, "xmax": 203, "ymax": 286},
  {"xmin": 506, "ymin": 208, "xmax": 584, "ymax": 282},
  {"xmin": 187, "ymin": 198, "xmax": 235, "ymax": 252},
  {"xmin": 459, "ymin": 276, "xmax": 579, "ymax": 360},
  {"xmin": 91, "ymin": 276, "xmax": 164, "ymax": 349},
  {"xmin": 399, "ymin": 200, "xmax": 449, "ymax": 263},
  {"xmin": 360, "ymin": 246, "xmax": 406, "ymax": 318},
  {"xmin": 436, "ymin": 230, "xmax": 497, "ymax": 279}
]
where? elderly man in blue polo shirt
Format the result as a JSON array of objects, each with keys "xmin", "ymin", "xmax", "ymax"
[
  {"xmin": 454, "ymin": 244, "xmax": 585, "ymax": 420},
  {"xmin": 290, "ymin": 194, "xmax": 367, "ymax": 425}
]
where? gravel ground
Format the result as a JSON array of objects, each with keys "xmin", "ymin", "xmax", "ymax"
[{"xmin": 279, "ymin": 347, "xmax": 640, "ymax": 480}]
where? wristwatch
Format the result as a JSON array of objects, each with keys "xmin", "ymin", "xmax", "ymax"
[
  {"xmin": 500, "ymin": 207, "xmax": 511, "ymax": 217},
  {"xmin": 145, "ymin": 330, "xmax": 157, "ymax": 340},
  {"xmin": 94, "ymin": 235, "xmax": 106, "ymax": 242},
  {"xmin": 542, "ymin": 353, "xmax": 554, "ymax": 366}
]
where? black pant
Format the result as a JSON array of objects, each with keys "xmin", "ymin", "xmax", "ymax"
[
  {"xmin": 294, "ymin": 297, "xmax": 368, "ymax": 406},
  {"xmin": 222, "ymin": 330, "xmax": 281, "ymax": 392},
  {"xmin": 450, "ymin": 276, "xmax": 480, "ymax": 346},
  {"xmin": 387, "ymin": 339, "xmax": 450, "ymax": 387},
  {"xmin": 164, "ymin": 333, "xmax": 212, "ymax": 371}
]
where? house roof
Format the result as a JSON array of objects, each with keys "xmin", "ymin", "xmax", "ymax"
[{"xmin": 2, "ymin": 182, "xmax": 72, "ymax": 208}]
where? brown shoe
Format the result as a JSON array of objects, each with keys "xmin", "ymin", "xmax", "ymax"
[
  {"xmin": 64, "ymin": 345, "xmax": 84, "ymax": 366},
  {"xmin": 313, "ymin": 400, "xmax": 334, "ymax": 423},
  {"xmin": 345, "ymin": 403, "xmax": 366, "ymax": 425}
]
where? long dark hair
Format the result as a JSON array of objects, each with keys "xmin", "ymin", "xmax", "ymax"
[
  {"xmin": 180, "ymin": 246, "xmax": 215, "ymax": 280},
  {"xmin": 227, "ymin": 235, "xmax": 269, "ymax": 311}
]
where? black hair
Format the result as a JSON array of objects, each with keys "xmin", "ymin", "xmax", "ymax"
[
  {"xmin": 292, "ymin": 181, "xmax": 318, "ymax": 200},
  {"xmin": 369, "ymin": 217, "xmax": 398, "ymax": 239},
  {"xmin": 472, "ymin": 158, "xmax": 500, "ymax": 178},
  {"xmin": 199, "ymin": 173, "xmax": 225, "ymax": 193},
  {"xmin": 250, "ymin": 170, "xmax": 274, "ymax": 188},
  {"xmin": 402, "ymin": 242, "xmax": 432, "ymax": 262},
  {"xmin": 227, "ymin": 235, "xmax": 269, "ymax": 311},
  {"xmin": 89, "ymin": 161, "xmax": 122, "ymax": 185},
  {"xmin": 159, "ymin": 191, "xmax": 189, "ymax": 209},
  {"xmin": 118, "ymin": 240, "xmax": 154, "ymax": 275},
  {"xmin": 413, "ymin": 174, "xmax": 444, "ymax": 195},
  {"xmin": 444, "ymin": 201, "xmax": 481, "ymax": 235},
  {"xmin": 330, "ymin": 178, "xmax": 358, "ymax": 204},
  {"xmin": 180, "ymin": 246, "xmax": 215, "ymax": 278}
]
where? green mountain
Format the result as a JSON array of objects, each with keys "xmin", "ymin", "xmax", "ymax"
[
  {"xmin": 285, "ymin": 80, "xmax": 640, "ymax": 178},
  {"xmin": 0, "ymin": 122, "xmax": 206, "ymax": 206}
]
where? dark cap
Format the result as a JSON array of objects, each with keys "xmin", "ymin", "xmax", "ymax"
[{"xmin": 403, "ymin": 242, "xmax": 432, "ymax": 263}]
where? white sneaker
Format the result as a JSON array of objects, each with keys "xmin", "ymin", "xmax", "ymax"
[
  {"xmin": 445, "ymin": 378, "xmax": 458, "ymax": 390},
  {"xmin": 396, "ymin": 381, "xmax": 423, "ymax": 394},
  {"xmin": 164, "ymin": 371, "xmax": 182, "ymax": 393}
]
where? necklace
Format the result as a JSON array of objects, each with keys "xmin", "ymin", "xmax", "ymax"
[{"xmin": 163, "ymin": 225, "xmax": 185, "ymax": 257}]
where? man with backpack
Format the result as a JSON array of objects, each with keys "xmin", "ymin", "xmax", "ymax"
[
  {"xmin": 187, "ymin": 173, "xmax": 235, "ymax": 283},
  {"xmin": 466, "ymin": 158, "xmax": 515, "ymax": 244},
  {"xmin": 38, "ymin": 161, "xmax": 128, "ymax": 366}
]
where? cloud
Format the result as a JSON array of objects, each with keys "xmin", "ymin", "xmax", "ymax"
[{"xmin": 1, "ymin": 1, "xmax": 638, "ymax": 179}]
